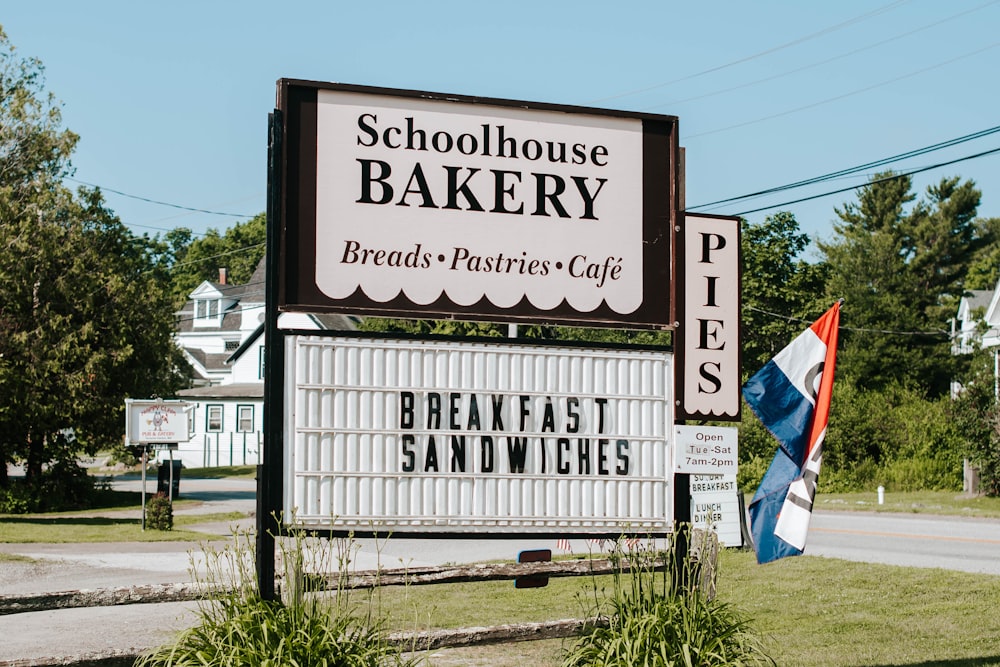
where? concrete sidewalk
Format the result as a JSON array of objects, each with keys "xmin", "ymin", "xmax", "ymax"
[
  {"xmin": 0, "ymin": 474, "xmax": 572, "ymax": 665},
  {"xmin": 0, "ymin": 476, "xmax": 256, "ymax": 665}
]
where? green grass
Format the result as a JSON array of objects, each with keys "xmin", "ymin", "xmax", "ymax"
[
  {"xmin": 0, "ymin": 552, "xmax": 35, "ymax": 563},
  {"xmin": 0, "ymin": 511, "xmax": 249, "ymax": 543},
  {"xmin": 180, "ymin": 465, "xmax": 257, "ymax": 479},
  {"xmin": 358, "ymin": 549, "xmax": 1000, "ymax": 666},
  {"xmin": 815, "ymin": 490, "xmax": 1000, "ymax": 518}
]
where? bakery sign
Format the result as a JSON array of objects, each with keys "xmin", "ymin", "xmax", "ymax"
[
  {"xmin": 276, "ymin": 80, "xmax": 678, "ymax": 328},
  {"xmin": 283, "ymin": 335, "xmax": 674, "ymax": 535}
]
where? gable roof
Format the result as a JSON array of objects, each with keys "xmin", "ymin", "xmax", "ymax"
[{"xmin": 225, "ymin": 313, "xmax": 360, "ymax": 364}]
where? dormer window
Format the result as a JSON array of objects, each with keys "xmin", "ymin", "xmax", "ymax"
[
  {"xmin": 194, "ymin": 297, "xmax": 223, "ymax": 326},
  {"xmin": 194, "ymin": 299, "xmax": 219, "ymax": 320},
  {"xmin": 189, "ymin": 280, "xmax": 234, "ymax": 328}
]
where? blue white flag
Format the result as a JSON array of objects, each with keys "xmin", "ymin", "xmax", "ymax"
[{"xmin": 744, "ymin": 302, "xmax": 841, "ymax": 564}]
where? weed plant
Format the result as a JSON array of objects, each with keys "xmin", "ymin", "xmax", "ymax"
[
  {"xmin": 137, "ymin": 524, "xmax": 419, "ymax": 667},
  {"xmin": 563, "ymin": 528, "xmax": 774, "ymax": 667}
]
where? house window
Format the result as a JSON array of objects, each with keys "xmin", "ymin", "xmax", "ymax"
[
  {"xmin": 225, "ymin": 340, "xmax": 240, "ymax": 352},
  {"xmin": 206, "ymin": 404, "xmax": 224, "ymax": 432},
  {"xmin": 195, "ymin": 298, "xmax": 222, "ymax": 322},
  {"xmin": 188, "ymin": 407, "xmax": 196, "ymax": 436},
  {"xmin": 258, "ymin": 347, "xmax": 266, "ymax": 380},
  {"xmin": 237, "ymin": 405, "xmax": 254, "ymax": 433}
]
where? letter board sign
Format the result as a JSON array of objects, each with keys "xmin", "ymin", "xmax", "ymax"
[
  {"xmin": 282, "ymin": 335, "xmax": 674, "ymax": 535},
  {"xmin": 276, "ymin": 80, "xmax": 678, "ymax": 329}
]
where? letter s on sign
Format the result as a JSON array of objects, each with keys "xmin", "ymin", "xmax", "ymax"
[{"xmin": 697, "ymin": 362, "xmax": 722, "ymax": 394}]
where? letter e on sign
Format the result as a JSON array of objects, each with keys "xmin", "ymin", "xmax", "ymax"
[{"xmin": 677, "ymin": 213, "xmax": 740, "ymax": 420}]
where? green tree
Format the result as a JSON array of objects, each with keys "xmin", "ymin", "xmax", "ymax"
[
  {"xmin": 952, "ymin": 350, "xmax": 1000, "ymax": 496},
  {"xmin": 0, "ymin": 28, "xmax": 187, "ymax": 487},
  {"xmin": 817, "ymin": 172, "xmax": 982, "ymax": 396},
  {"xmin": 963, "ymin": 217, "xmax": 1000, "ymax": 290},
  {"xmin": 740, "ymin": 211, "xmax": 828, "ymax": 377},
  {"xmin": 167, "ymin": 213, "xmax": 265, "ymax": 306}
]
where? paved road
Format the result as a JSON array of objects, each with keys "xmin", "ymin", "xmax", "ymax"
[
  {"xmin": 808, "ymin": 510, "xmax": 1000, "ymax": 575},
  {"xmin": 3, "ymin": 477, "xmax": 1000, "ymax": 664}
]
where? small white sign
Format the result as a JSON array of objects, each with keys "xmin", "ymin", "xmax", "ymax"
[
  {"xmin": 674, "ymin": 424, "xmax": 737, "ymax": 475},
  {"xmin": 690, "ymin": 473, "xmax": 742, "ymax": 547},
  {"xmin": 125, "ymin": 399, "xmax": 191, "ymax": 445}
]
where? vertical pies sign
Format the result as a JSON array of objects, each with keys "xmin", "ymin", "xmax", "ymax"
[{"xmin": 277, "ymin": 81, "xmax": 678, "ymax": 328}]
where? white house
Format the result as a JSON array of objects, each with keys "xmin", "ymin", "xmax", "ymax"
[
  {"xmin": 953, "ymin": 287, "xmax": 998, "ymax": 355},
  {"xmin": 161, "ymin": 258, "xmax": 356, "ymax": 468},
  {"xmin": 951, "ymin": 283, "xmax": 1000, "ymax": 494}
]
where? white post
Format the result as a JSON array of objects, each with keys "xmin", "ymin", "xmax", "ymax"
[
  {"xmin": 994, "ymin": 348, "xmax": 998, "ymax": 403},
  {"xmin": 877, "ymin": 485, "xmax": 885, "ymax": 505}
]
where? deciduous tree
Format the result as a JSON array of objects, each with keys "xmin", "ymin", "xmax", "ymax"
[{"xmin": 0, "ymin": 28, "xmax": 187, "ymax": 487}]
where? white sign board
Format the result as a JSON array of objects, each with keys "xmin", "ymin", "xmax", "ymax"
[
  {"xmin": 125, "ymin": 399, "xmax": 190, "ymax": 445},
  {"xmin": 277, "ymin": 81, "xmax": 677, "ymax": 328},
  {"xmin": 677, "ymin": 213, "xmax": 740, "ymax": 420},
  {"xmin": 673, "ymin": 425, "xmax": 738, "ymax": 475},
  {"xmin": 690, "ymin": 473, "xmax": 742, "ymax": 547},
  {"xmin": 316, "ymin": 90, "xmax": 644, "ymax": 315},
  {"xmin": 283, "ymin": 335, "xmax": 674, "ymax": 535}
]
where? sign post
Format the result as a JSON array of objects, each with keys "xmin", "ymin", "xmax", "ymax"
[
  {"xmin": 259, "ymin": 79, "xmax": 741, "ymax": 597},
  {"xmin": 124, "ymin": 399, "xmax": 190, "ymax": 531}
]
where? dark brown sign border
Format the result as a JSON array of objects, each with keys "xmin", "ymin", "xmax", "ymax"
[{"xmin": 276, "ymin": 79, "xmax": 679, "ymax": 329}]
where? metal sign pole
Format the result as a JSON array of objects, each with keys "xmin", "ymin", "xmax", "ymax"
[
  {"xmin": 258, "ymin": 109, "xmax": 285, "ymax": 601},
  {"xmin": 140, "ymin": 446, "xmax": 148, "ymax": 531},
  {"xmin": 168, "ymin": 447, "xmax": 174, "ymax": 503}
]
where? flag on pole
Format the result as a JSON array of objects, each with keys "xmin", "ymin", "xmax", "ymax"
[{"xmin": 744, "ymin": 301, "xmax": 841, "ymax": 564}]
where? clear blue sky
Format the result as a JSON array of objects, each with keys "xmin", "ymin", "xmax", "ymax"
[{"xmin": 4, "ymin": 1, "xmax": 999, "ymax": 249}]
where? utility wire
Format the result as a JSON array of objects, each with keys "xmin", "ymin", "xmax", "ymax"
[
  {"xmin": 67, "ymin": 177, "xmax": 256, "ymax": 219},
  {"xmin": 165, "ymin": 243, "xmax": 266, "ymax": 274},
  {"xmin": 747, "ymin": 306, "xmax": 948, "ymax": 337},
  {"xmin": 684, "ymin": 40, "xmax": 1000, "ymax": 140},
  {"xmin": 644, "ymin": 0, "xmax": 1000, "ymax": 111},
  {"xmin": 590, "ymin": 0, "xmax": 910, "ymax": 104},
  {"xmin": 689, "ymin": 124, "xmax": 1000, "ymax": 210},
  {"xmin": 731, "ymin": 145, "xmax": 1000, "ymax": 216}
]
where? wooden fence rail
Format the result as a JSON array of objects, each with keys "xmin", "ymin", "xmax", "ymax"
[{"xmin": 0, "ymin": 558, "xmax": 661, "ymax": 615}]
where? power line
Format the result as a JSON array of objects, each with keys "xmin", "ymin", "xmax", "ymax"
[
  {"xmin": 66, "ymin": 177, "xmax": 256, "ymax": 219},
  {"xmin": 165, "ymin": 244, "xmax": 266, "ymax": 274},
  {"xmin": 747, "ymin": 306, "xmax": 948, "ymax": 337},
  {"xmin": 589, "ymin": 0, "xmax": 910, "ymax": 105},
  {"xmin": 689, "ymin": 124, "xmax": 1000, "ymax": 210},
  {"xmin": 684, "ymin": 40, "xmax": 1000, "ymax": 141},
  {"xmin": 731, "ymin": 145, "xmax": 1000, "ymax": 216},
  {"xmin": 643, "ymin": 0, "xmax": 1000, "ymax": 112}
]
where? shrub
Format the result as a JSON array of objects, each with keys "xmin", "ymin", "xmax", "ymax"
[
  {"xmin": 0, "ymin": 461, "xmax": 101, "ymax": 513},
  {"xmin": 563, "ymin": 529, "xmax": 773, "ymax": 667},
  {"xmin": 137, "ymin": 526, "xmax": 417, "ymax": 667},
  {"xmin": 146, "ymin": 493, "xmax": 173, "ymax": 531}
]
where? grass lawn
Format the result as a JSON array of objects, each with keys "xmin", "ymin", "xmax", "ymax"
[
  {"xmin": 180, "ymin": 465, "xmax": 256, "ymax": 479},
  {"xmin": 360, "ymin": 549, "xmax": 1000, "ymax": 666},
  {"xmin": 0, "ymin": 511, "xmax": 249, "ymax": 543},
  {"xmin": 816, "ymin": 489, "xmax": 1000, "ymax": 519}
]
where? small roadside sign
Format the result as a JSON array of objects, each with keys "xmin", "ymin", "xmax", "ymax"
[{"xmin": 674, "ymin": 425, "xmax": 738, "ymax": 475}]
